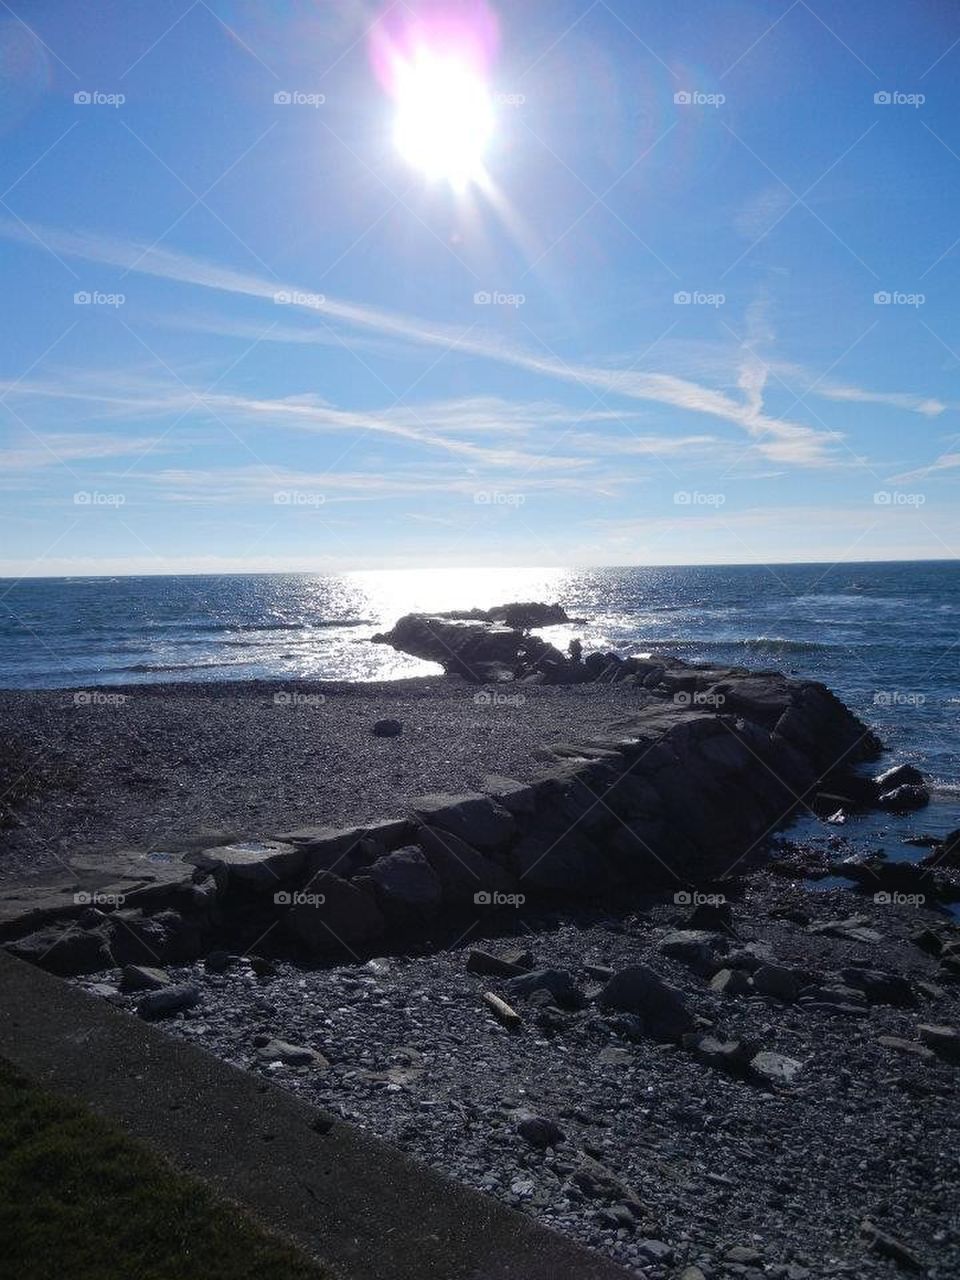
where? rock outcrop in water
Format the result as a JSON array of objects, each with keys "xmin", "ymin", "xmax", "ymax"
[{"xmin": 372, "ymin": 602, "xmax": 618, "ymax": 683}]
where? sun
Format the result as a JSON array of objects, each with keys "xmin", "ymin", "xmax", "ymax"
[{"xmin": 393, "ymin": 51, "xmax": 494, "ymax": 189}]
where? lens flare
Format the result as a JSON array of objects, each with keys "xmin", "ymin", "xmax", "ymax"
[{"xmin": 370, "ymin": 1, "xmax": 499, "ymax": 189}]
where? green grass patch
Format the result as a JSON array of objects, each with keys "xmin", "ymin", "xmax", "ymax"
[{"xmin": 0, "ymin": 1058, "xmax": 329, "ymax": 1280}]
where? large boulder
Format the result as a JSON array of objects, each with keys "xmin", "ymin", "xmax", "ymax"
[
  {"xmin": 189, "ymin": 840, "xmax": 303, "ymax": 892},
  {"xmin": 6, "ymin": 924, "xmax": 111, "ymax": 975},
  {"xmin": 409, "ymin": 793, "xmax": 514, "ymax": 852},
  {"xmin": 597, "ymin": 965, "xmax": 695, "ymax": 1041},
  {"xmin": 365, "ymin": 846, "xmax": 443, "ymax": 916},
  {"xmin": 417, "ymin": 826, "xmax": 517, "ymax": 903},
  {"xmin": 285, "ymin": 873, "xmax": 385, "ymax": 952}
]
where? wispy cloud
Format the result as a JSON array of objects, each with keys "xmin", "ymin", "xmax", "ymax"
[{"xmin": 0, "ymin": 218, "xmax": 843, "ymax": 466}]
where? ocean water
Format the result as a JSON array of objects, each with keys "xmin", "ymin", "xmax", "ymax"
[{"xmin": 1, "ymin": 562, "xmax": 957, "ymax": 836}]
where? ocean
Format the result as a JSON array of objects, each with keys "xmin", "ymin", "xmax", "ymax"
[{"xmin": 1, "ymin": 561, "xmax": 957, "ymax": 838}]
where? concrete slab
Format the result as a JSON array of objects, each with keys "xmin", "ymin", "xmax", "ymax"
[{"xmin": 0, "ymin": 952, "xmax": 629, "ymax": 1280}]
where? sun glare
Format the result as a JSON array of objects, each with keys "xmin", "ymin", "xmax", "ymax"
[{"xmin": 393, "ymin": 52, "xmax": 493, "ymax": 188}]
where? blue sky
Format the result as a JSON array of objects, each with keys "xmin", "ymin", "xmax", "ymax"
[{"xmin": 1, "ymin": 0, "xmax": 959, "ymax": 575}]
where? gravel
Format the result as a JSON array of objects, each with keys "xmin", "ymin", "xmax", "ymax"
[
  {"xmin": 73, "ymin": 867, "xmax": 960, "ymax": 1278},
  {"xmin": 0, "ymin": 677, "xmax": 645, "ymax": 882}
]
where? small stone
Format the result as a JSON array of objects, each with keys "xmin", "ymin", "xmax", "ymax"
[
  {"xmin": 636, "ymin": 1239, "xmax": 673, "ymax": 1264},
  {"xmin": 751, "ymin": 1051, "xmax": 803, "ymax": 1085},
  {"xmin": 249, "ymin": 955, "xmax": 277, "ymax": 978},
  {"xmin": 710, "ymin": 967, "xmax": 752, "ymax": 995},
  {"xmin": 204, "ymin": 949, "xmax": 234, "ymax": 972},
  {"xmin": 598, "ymin": 1046, "xmax": 634, "ymax": 1066},
  {"xmin": 256, "ymin": 1039, "xmax": 326, "ymax": 1067},
  {"xmin": 515, "ymin": 1112, "xmax": 564, "ymax": 1149},
  {"xmin": 466, "ymin": 948, "xmax": 528, "ymax": 978},
  {"xmin": 683, "ymin": 1033, "xmax": 758, "ymax": 1074},
  {"xmin": 372, "ymin": 718, "xmax": 403, "ymax": 737},
  {"xmin": 506, "ymin": 968, "xmax": 582, "ymax": 1008},
  {"xmin": 753, "ymin": 963, "xmax": 799, "ymax": 1001},
  {"xmin": 876, "ymin": 1036, "xmax": 935, "ymax": 1062},
  {"xmin": 120, "ymin": 964, "xmax": 172, "ymax": 993},
  {"xmin": 137, "ymin": 983, "xmax": 200, "ymax": 1019},
  {"xmin": 724, "ymin": 1244, "xmax": 763, "ymax": 1264},
  {"xmin": 861, "ymin": 1219, "xmax": 924, "ymax": 1271}
]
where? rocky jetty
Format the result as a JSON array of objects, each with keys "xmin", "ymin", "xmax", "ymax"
[{"xmin": 4, "ymin": 650, "xmax": 912, "ymax": 975}]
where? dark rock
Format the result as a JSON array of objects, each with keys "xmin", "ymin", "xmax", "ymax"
[
  {"xmin": 917, "ymin": 1023, "xmax": 960, "ymax": 1063},
  {"xmin": 875, "ymin": 763, "xmax": 925, "ymax": 791},
  {"xmin": 249, "ymin": 955, "xmax": 277, "ymax": 978},
  {"xmin": 137, "ymin": 983, "xmax": 200, "ymax": 1019},
  {"xmin": 417, "ymin": 826, "xmax": 517, "ymax": 904},
  {"xmin": 506, "ymin": 968, "xmax": 582, "ymax": 1008},
  {"xmin": 286, "ymin": 874, "xmax": 385, "ymax": 952},
  {"xmin": 876, "ymin": 1036, "xmax": 935, "ymax": 1062},
  {"xmin": 753, "ymin": 963, "xmax": 800, "ymax": 1002},
  {"xmin": 683, "ymin": 1032, "xmax": 759, "ymax": 1074},
  {"xmin": 688, "ymin": 900, "xmax": 733, "ymax": 931},
  {"xmin": 860, "ymin": 1219, "xmax": 924, "ymax": 1271},
  {"xmin": 710, "ymin": 968, "xmax": 752, "ymax": 996},
  {"xmin": 372, "ymin": 718, "xmax": 402, "ymax": 737},
  {"xmin": 597, "ymin": 965, "xmax": 694, "ymax": 1041},
  {"xmin": 659, "ymin": 929, "xmax": 726, "ymax": 973},
  {"xmin": 724, "ymin": 1244, "xmax": 764, "ymax": 1264},
  {"xmin": 877, "ymin": 784, "xmax": 930, "ymax": 812},
  {"xmin": 204, "ymin": 949, "xmax": 234, "ymax": 973},
  {"xmin": 6, "ymin": 925, "xmax": 110, "ymax": 976},
  {"xmin": 515, "ymin": 1112, "xmax": 565, "ymax": 1149},
  {"xmin": 465, "ymin": 948, "xmax": 528, "ymax": 978},
  {"xmin": 636, "ymin": 1240, "xmax": 673, "ymax": 1264},
  {"xmin": 838, "ymin": 967, "xmax": 916, "ymax": 1007},
  {"xmin": 409, "ymin": 793, "xmax": 514, "ymax": 851},
  {"xmin": 189, "ymin": 839, "xmax": 303, "ymax": 891},
  {"xmin": 366, "ymin": 846, "xmax": 442, "ymax": 916}
]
